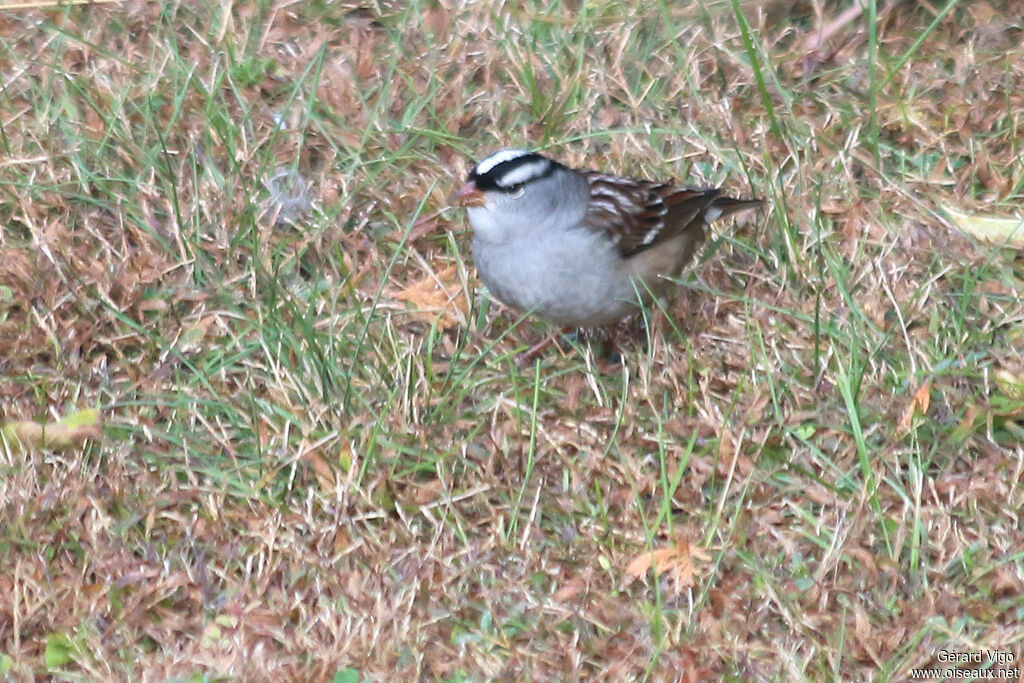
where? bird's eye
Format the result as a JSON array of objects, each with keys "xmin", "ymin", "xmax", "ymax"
[{"xmin": 507, "ymin": 183, "xmax": 525, "ymax": 198}]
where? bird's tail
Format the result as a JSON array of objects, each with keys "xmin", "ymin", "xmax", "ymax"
[{"xmin": 706, "ymin": 196, "xmax": 763, "ymax": 221}]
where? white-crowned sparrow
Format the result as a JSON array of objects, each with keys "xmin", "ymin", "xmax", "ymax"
[{"xmin": 451, "ymin": 149, "xmax": 762, "ymax": 327}]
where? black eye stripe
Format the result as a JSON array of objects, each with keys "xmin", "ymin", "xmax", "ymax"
[{"xmin": 469, "ymin": 153, "xmax": 558, "ymax": 193}]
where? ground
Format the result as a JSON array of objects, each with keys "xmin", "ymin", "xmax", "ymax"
[{"xmin": 1, "ymin": 1, "xmax": 1024, "ymax": 680}]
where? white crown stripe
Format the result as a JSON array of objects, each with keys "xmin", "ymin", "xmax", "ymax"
[
  {"xmin": 496, "ymin": 159, "xmax": 551, "ymax": 188},
  {"xmin": 475, "ymin": 148, "xmax": 532, "ymax": 175}
]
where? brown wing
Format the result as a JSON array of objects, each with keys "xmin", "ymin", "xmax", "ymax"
[{"xmin": 582, "ymin": 171, "xmax": 761, "ymax": 258}]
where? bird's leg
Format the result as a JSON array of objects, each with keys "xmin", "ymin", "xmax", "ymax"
[
  {"xmin": 643, "ymin": 304, "xmax": 670, "ymax": 349},
  {"xmin": 514, "ymin": 329, "xmax": 568, "ymax": 368},
  {"xmin": 595, "ymin": 310, "xmax": 661, "ymax": 362}
]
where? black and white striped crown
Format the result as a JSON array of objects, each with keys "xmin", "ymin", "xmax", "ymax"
[{"xmin": 469, "ymin": 149, "xmax": 560, "ymax": 192}]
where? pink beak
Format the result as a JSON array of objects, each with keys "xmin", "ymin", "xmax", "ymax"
[{"xmin": 449, "ymin": 181, "xmax": 486, "ymax": 207}]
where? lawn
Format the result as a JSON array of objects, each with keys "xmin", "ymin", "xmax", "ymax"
[{"xmin": 2, "ymin": 0, "xmax": 1023, "ymax": 680}]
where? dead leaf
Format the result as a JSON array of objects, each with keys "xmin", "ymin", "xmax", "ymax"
[
  {"xmin": 942, "ymin": 204, "xmax": 1024, "ymax": 249},
  {"xmin": 409, "ymin": 478, "xmax": 444, "ymax": 505},
  {"xmin": 898, "ymin": 381, "xmax": 931, "ymax": 433},
  {"xmin": 852, "ymin": 602, "xmax": 871, "ymax": 646},
  {"xmin": 303, "ymin": 449, "xmax": 336, "ymax": 491},
  {"xmin": 333, "ymin": 527, "xmax": 351, "ymax": 554},
  {"xmin": 846, "ymin": 547, "xmax": 878, "ymax": 580},
  {"xmin": 717, "ymin": 427, "xmax": 736, "ymax": 472},
  {"xmin": 1, "ymin": 409, "xmax": 102, "ymax": 454},
  {"xmin": 408, "ymin": 214, "xmax": 442, "ymax": 242},
  {"xmin": 990, "ymin": 565, "xmax": 1024, "ymax": 598},
  {"xmin": 624, "ymin": 536, "xmax": 710, "ymax": 592},
  {"xmin": 716, "ymin": 428, "xmax": 753, "ymax": 477},
  {"xmin": 994, "ymin": 369, "xmax": 1024, "ymax": 401},
  {"xmin": 391, "ymin": 264, "xmax": 468, "ymax": 330},
  {"xmin": 552, "ymin": 576, "xmax": 586, "ymax": 602}
]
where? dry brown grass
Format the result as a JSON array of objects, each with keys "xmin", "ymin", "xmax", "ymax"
[{"xmin": 2, "ymin": 1, "xmax": 1024, "ymax": 680}]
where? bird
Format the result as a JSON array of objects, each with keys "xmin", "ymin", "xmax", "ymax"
[{"xmin": 451, "ymin": 149, "xmax": 762, "ymax": 333}]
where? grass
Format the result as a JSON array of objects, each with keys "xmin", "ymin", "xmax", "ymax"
[{"xmin": 2, "ymin": 0, "xmax": 1024, "ymax": 679}]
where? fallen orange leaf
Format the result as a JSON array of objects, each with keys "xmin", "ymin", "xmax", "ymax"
[
  {"xmin": 392, "ymin": 264, "xmax": 468, "ymax": 331},
  {"xmin": 552, "ymin": 576, "xmax": 586, "ymax": 602},
  {"xmin": 624, "ymin": 536, "xmax": 710, "ymax": 592},
  {"xmin": 302, "ymin": 449, "xmax": 336, "ymax": 492},
  {"xmin": 898, "ymin": 380, "xmax": 931, "ymax": 433}
]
